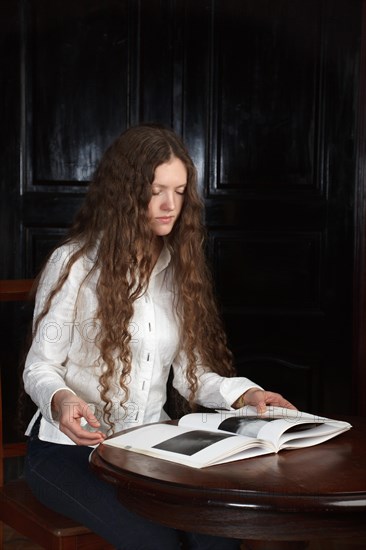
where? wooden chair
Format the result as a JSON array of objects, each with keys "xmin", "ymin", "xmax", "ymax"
[{"xmin": 0, "ymin": 279, "xmax": 113, "ymax": 549}]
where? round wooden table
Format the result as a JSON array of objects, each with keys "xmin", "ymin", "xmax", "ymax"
[{"xmin": 90, "ymin": 417, "xmax": 366, "ymax": 548}]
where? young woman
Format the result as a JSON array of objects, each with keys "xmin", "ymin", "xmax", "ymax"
[{"xmin": 23, "ymin": 124, "xmax": 295, "ymax": 549}]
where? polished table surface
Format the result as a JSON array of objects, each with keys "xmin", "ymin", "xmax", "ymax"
[{"xmin": 90, "ymin": 416, "xmax": 366, "ymax": 544}]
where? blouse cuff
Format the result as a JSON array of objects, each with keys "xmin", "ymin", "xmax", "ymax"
[{"xmin": 220, "ymin": 377, "xmax": 263, "ymax": 410}]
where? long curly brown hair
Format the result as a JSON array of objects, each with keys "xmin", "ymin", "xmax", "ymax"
[{"xmin": 33, "ymin": 124, "xmax": 235, "ymax": 430}]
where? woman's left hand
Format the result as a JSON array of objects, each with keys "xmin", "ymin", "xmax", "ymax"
[{"xmin": 232, "ymin": 388, "xmax": 297, "ymax": 414}]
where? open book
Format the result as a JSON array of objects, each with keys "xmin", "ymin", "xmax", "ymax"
[{"xmin": 103, "ymin": 406, "xmax": 351, "ymax": 469}]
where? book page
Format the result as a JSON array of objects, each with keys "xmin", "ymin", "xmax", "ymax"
[
  {"xmin": 178, "ymin": 407, "xmax": 352, "ymax": 451},
  {"xmin": 103, "ymin": 422, "xmax": 273, "ymax": 468},
  {"xmin": 179, "ymin": 412, "xmax": 271, "ymax": 438},
  {"xmin": 273, "ymin": 421, "xmax": 351, "ymax": 450},
  {"xmin": 178, "ymin": 406, "xmax": 328, "ymax": 432}
]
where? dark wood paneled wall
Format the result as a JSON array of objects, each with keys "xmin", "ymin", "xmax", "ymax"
[
  {"xmin": 353, "ymin": 0, "xmax": 366, "ymax": 418},
  {"xmin": 1, "ymin": 0, "xmax": 365, "ymax": 439}
]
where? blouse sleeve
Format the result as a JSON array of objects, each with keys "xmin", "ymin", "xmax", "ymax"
[
  {"xmin": 23, "ymin": 245, "xmax": 84, "ymax": 423},
  {"xmin": 171, "ymin": 349, "xmax": 262, "ymax": 410}
]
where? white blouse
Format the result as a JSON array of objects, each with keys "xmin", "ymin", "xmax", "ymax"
[{"xmin": 24, "ymin": 243, "xmax": 259, "ymax": 445}]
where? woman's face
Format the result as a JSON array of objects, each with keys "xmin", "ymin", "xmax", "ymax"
[{"xmin": 148, "ymin": 157, "xmax": 187, "ymax": 237}]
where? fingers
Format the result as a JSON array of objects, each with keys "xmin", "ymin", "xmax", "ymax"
[
  {"xmin": 56, "ymin": 395, "xmax": 106, "ymax": 446},
  {"xmin": 59, "ymin": 412, "xmax": 106, "ymax": 445},
  {"xmin": 81, "ymin": 406, "xmax": 102, "ymax": 428},
  {"xmin": 60, "ymin": 422, "xmax": 106, "ymax": 446},
  {"xmin": 243, "ymin": 388, "xmax": 297, "ymax": 414},
  {"xmin": 263, "ymin": 391, "xmax": 297, "ymax": 410}
]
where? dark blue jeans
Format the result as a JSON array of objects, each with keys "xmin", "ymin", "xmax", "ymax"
[{"xmin": 24, "ymin": 420, "xmax": 241, "ymax": 550}]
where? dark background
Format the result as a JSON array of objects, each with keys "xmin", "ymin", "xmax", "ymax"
[{"xmin": 1, "ymin": 0, "xmax": 366, "ymax": 448}]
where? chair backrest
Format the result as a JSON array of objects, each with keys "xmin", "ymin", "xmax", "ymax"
[
  {"xmin": 0, "ymin": 280, "xmax": 34, "ymax": 302},
  {"xmin": 0, "ymin": 279, "xmax": 116, "ymax": 549},
  {"xmin": 0, "ymin": 279, "xmax": 34, "ymax": 486}
]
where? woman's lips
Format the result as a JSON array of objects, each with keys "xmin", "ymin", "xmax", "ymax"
[{"xmin": 156, "ymin": 216, "xmax": 173, "ymax": 223}]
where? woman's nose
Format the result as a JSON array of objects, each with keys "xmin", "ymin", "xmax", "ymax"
[{"xmin": 162, "ymin": 193, "xmax": 175, "ymax": 211}]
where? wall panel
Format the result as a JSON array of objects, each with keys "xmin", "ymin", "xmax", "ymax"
[
  {"xmin": 212, "ymin": 0, "xmax": 320, "ymax": 192},
  {"xmin": 211, "ymin": 231, "xmax": 323, "ymax": 310},
  {"xmin": 26, "ymin": 0, "xmax": 131, "ymax": 191},
  {"xmin": 0, "ymin": 0, "xmax": 363, "ymax": 431}
]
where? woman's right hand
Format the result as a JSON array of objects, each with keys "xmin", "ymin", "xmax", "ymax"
[{"xmin": 51, "ymin": 389, "xmax": 106, "ymax": 446}]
